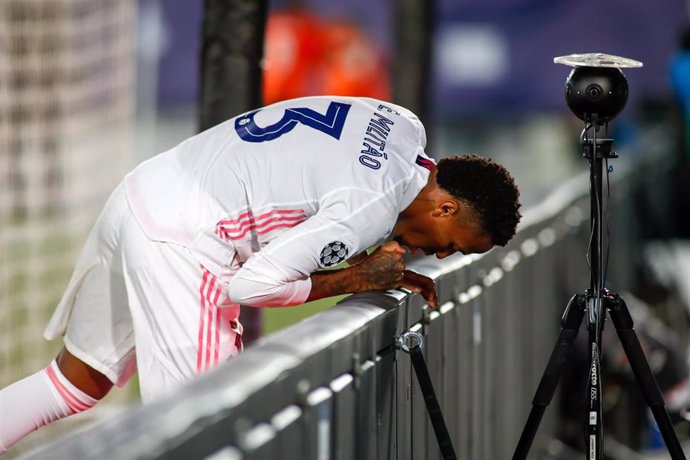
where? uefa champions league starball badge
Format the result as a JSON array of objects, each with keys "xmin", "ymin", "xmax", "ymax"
[{"xmin": 319, "ymin": 241, "xmax": 350, "ymax": 267}]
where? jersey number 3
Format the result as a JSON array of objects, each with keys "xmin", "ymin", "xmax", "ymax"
[{"xmin": 234, "ymin": 101, "xmax": 351, "ymax": 143}]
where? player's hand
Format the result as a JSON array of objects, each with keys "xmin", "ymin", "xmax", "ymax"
[
  {"xmin": 352, "ymin": 242, "xmax": 439, "ymax": 308},
  {"xmin": 401, "ymin": 270, "xmax": 439, "ymax": 308},
  {"xmin": 352, "ymin": 241, "xmax": 406, "ymax": 291}
]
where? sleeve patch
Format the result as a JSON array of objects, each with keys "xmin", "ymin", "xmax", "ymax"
[{"xmin": 319, "ymin": 241, "xmax": 350, "ymax": 267}]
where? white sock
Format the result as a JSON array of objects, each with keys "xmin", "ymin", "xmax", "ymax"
[{"xmin": 0, "ymin": 360, "xmax": 99, "ymax": 453}]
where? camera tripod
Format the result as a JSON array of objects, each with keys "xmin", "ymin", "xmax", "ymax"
[{"xmin": 513, "ymin": 55, "xmax": 686, "ymax": 460}]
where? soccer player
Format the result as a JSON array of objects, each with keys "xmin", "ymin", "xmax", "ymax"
[{"xmin": 0, "ymin": 96, "xmax": 521, "ymax": 452}]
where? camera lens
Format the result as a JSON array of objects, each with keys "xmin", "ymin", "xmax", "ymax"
[
  {"xmin": 617, "ymin": 84, "xmax": 628, "ymax": 98},
  {"xmin": 586, "ymin": 84, "xmax": 603, "ymax": 101}
]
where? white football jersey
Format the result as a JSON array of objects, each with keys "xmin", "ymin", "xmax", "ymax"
[{"xmin": 125, "ymin": 96, "xmax": 433, "ymax": 306}]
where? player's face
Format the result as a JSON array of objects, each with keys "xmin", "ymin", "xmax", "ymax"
[{"xmin": 394, "ymin": 203, "xmax": 493, "ymax": 259}]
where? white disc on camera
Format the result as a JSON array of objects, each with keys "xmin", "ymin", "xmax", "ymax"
[{"xmin": 554, "ymin": 53, "xmax": 643, "ymax": 68}]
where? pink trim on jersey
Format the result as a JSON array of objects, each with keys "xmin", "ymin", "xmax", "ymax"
[
  {"xmin": 215, "ymin": 209, "xmax": 307, "ymax": 242},
  {"xmin": 45, "ymin": 365, "xmax": 92, "ymax": 414},
  {"xmin": 207, "ymin": 277, "xmax": 222, "ymax": 369},
  {"xmin": 216, "ymin": 208, "xmax": 305, "ymax": 227},
  {"xmin": 196, "ymin": 267, "xmax": 224, "ymax": 374},
  {"xmin": 196, "ymin": 270, "xmax": 210, "ymax": 374},
  {"xmin": 415, "ymin": 155, "xmax": 436, "ymax": 171}
]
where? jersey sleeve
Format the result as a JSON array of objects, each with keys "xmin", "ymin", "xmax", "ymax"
[{"xmin": 227, "ymin": 188, "xmax": 399, "ymax": 307}]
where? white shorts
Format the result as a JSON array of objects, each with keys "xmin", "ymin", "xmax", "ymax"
[{"xmin": 44, "ymin": 183, "xmax": 243, "ymax": 402}]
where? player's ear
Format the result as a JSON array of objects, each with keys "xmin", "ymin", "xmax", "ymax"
[{"xmin": 432, "ymin": 199, "xmax": 459, "ymax": 218}]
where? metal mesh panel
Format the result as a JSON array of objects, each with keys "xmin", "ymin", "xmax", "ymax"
[{"xmin": 0, "ymin": 0, "xmax": 136, "ymax": 391}]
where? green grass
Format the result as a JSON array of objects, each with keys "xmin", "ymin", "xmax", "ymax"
[{"xmin": 262, "ymin": 295, "xmax": 347, "ymax": 335}]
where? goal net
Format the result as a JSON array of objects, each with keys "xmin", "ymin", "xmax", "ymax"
[{"xmin": 0, "ymin": 0, "xmax": 137, "ymax": 400}]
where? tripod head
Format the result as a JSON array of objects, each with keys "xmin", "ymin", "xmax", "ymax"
[
  {"xmin": 565, "ymin": 66, "xmax": 628, "ymax": 124},
  {"xmin": 555, "ymin": 53, "xmax": 642, "ymax": 125}
]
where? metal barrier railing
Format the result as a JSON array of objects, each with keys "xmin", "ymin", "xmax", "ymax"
[{"xmin": 22, "ymin": 139, "xmax": 678, "ymax": 460}]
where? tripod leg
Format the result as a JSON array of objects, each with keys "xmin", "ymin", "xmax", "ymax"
[
  {"xmin": 407, "ymin": 344, "xmax": 457, "ymax": 460},
  {"xmin": 513, "ymin": 294, "xmax": 587, "ymax": 460},
  {"xmin": 606, "ymin": 293, "xmax": 687, "ymax": 460}
]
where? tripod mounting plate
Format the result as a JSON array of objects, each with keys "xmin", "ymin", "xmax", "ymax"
[{"xmin": 554, "ymin": 53, "xmax": 643, "ymax": 68}]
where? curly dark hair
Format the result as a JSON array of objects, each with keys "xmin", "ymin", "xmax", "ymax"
[{"xmin": 436, "ymin": 154, "xmax": 521, "ymax": 246}]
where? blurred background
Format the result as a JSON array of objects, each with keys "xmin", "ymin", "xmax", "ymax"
[
  {"xmin": 140, "ymin": 0, "xmax": 690, "ymax": 209},
  {"xmin": 1, "ymin": 0, "xmax": 689, "ymax": 457}
]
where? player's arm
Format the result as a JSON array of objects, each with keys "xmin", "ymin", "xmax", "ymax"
[
  {"xmin": 307, "ymin": 242, "xmax": 438, "ymax": 307},
  {"xmin": 308, "ymin": 242, "xmax": 405, "ymax": 300},
  {"xmin": 229, "ymin": 196, "xmax": 438, "ymax": 307},
  {"xmin": 228, "ymin": 236, "xmax": 437, "ymax": 307}
]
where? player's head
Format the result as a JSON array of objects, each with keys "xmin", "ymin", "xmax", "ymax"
[
  {"xmin": 394, "ymin": 154, "xmax": 521, "ymax": 258},
  {"xmin": 435, "ymin": 154, "xmax": 521, "ymax": 247}
]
